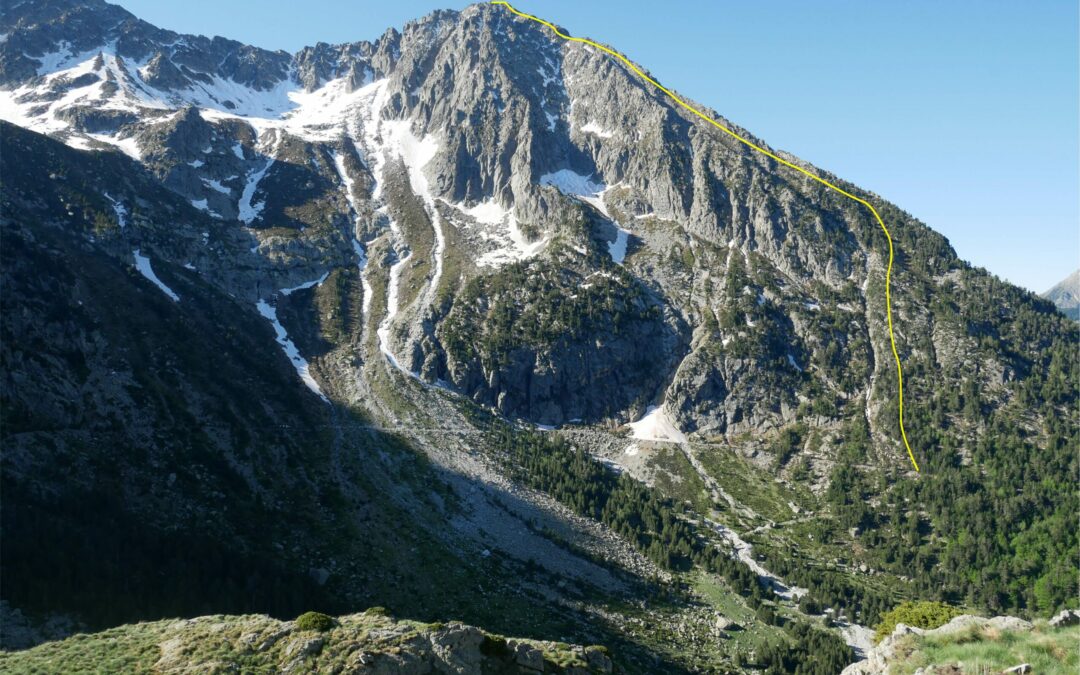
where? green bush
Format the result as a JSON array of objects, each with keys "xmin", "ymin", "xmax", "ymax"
[
  {"xmin": 295, "ymin": 611, "xmax": 336, "ymax": 632},
  {"xmin": 874, "ymin": 601, "xmax": 965, "ymax": 642},
  {"xmin": 756, "ymin": 604, "xmax": 779, "ymax": 626}
]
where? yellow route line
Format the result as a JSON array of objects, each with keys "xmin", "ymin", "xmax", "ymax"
[{"xmin": 492, "ymin": 0, "xmax": 921, "ymax": 472}]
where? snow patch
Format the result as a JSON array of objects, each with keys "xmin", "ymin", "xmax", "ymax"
[
  {"xmin": 354, "ymin": 240, "xmax": 373, "ymax": 316},
  {"xmin": 132, "ymin": 249, "xmax": 179, "ymax": 302},
  {"xmin": 540, "ymin": 169, "xmax": 605, "ymax": 196},
  {"xmin": 579, "ymin": 121, "xmax": 613, "ymax": 138},
  {"xmin": 86, "ymin": 132, "xmax": 142, "ymax": 160},
  {"xmin": 787, "ymin": 354, "xmax": 802, "ymax": 371},
  {"xmin": 462, "ymin": 198, "xmax": 512, "ymax": 225},
  {"xmin": 540, "ymin": 171, "xmax": 636, "ymax": 264},
  {"xmin": 461, "ymin": 201, "xmax": 548, "ymax": 268},
  {"xmin": 608, "ymin": 226, "xmax": 631, "ymax": 264},
  {"xmin": 375, "ymin": 118, "xmax": 445, "ymax": 310},
  {"xmin": 628, "ymin": 405, "xmax": 686, "ymax": 444},
  {"xmin": 201, "ymin": 177, "xmax": 231, "ymax": 194}
]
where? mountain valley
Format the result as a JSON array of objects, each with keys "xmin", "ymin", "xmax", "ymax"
[{"xmin": 1, "ymin": 1, "xmax": 1077, "ymax": 672}]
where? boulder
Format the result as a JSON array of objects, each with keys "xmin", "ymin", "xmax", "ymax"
[{"xmin": 1048, "ymin": 609, "xmax": 1080, "ymax": 627}]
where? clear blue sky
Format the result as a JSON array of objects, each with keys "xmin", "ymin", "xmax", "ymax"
[{"xmin": 115, "ymin": 0, "xmax": 1079, "ymax": 293}]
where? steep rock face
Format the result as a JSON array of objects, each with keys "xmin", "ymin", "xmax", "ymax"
[
  {"xmin": 438, "ymin": 253, "xmax": 683, "ymax": 425},
  {"xmin": 2, "ymin": 0, "xmax": 1074, "ymax": 448}
]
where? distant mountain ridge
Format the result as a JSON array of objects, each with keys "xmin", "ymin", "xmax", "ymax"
[{"xmin": 1043, "ymin": 269, "xmax": 1080, "ymax": 320}]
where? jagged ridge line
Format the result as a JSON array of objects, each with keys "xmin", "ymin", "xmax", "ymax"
[{"xmin": 492, "ymin": 0, "xmax": 920, "ymax": 473}]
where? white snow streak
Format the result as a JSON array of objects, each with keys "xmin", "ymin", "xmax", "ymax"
[
  {"xmin": 132, "ymin": 249, "xmax": 179, "ymax": 302},
  {"xmin": 255, "ymin": 299, "xmax": 329, "ymax": 402},
  {"xmin": 238, "ymin": 137, "xmax": 275, "ymax": 224},
  {"xmin": 377, "ymin": 248, "xmax": 413, "ymax": 372},
  {"xmin": 280, "ymin": 272, "xmax": 329, "ymax": 296},
  {"xmin": 104, "ymin": 193, "xmax": 127, "ymax": 228},
  {"xmin": 381, "ymin": 120, "xmax": 445, "ymax": 309},
  {"xmin": 331, "ymin": 149, "xmax": 371, "ymax": 315},
  {"xmin": 201, "ymin": 177, "xmax": 230, "ymax": 194}
]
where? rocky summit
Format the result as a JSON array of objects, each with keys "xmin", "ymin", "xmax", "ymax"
[{"xmin": 1, "ymin": 1, "xmax": 1077, "ymax": 673}]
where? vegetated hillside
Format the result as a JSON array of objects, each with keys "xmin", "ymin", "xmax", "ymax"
[{"xmin": 1, "ymin": 0, "xmax": 1078, "ymax": 671}]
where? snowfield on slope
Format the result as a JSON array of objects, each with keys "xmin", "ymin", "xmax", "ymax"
[
  {"xmin": 449, "ymin": 199, "xmax": 548, "ymax": 268},
  {"xmin": 628, "ymin": 405, "xmax": 686, "ymax": 443}
]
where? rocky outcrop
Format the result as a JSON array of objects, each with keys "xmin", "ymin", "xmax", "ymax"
[
  {"xmin": 1049, "ymin": 609, "xmax": 1080, "ymax": 627},
  {"xmin": 0, "ymin": 611, "xmax": 613, "ymax": 674},
  {"xmin": 841, "ymin": 615, "xmax": 1036, "ymax": 675}
]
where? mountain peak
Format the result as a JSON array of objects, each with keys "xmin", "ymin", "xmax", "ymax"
[{"xmin": 1043, "ymin": 268, "xmax": 1080, "ymax": 319}]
